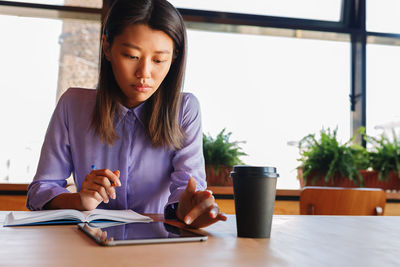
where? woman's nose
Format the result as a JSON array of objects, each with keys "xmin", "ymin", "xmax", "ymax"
[{"xmin": 135, "ymin": 59, "xmax": 151, "ymax": 79}]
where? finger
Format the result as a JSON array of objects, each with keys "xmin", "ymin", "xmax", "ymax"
[
  {"xmin": 216, "ymin": 212, "xmax": 228, "ymax": 221},
  {"xmin": 190, "ymin": 213, "xmax": 225, "ymax": 229},
  {"xmin": 209, "ymin": 203, "xmax": 220, "ymax": 219},
  {"xmin": 185, "ymin": 177, "xmax": 196, "ymax": 194},
  {"xmin": 82, "ymin": 176, "xmax": 115, "ymax": 200},
  {"xmin": 100, "ymin": 231, "xmax": 107, "ymax": 241},
  {"xmin": 105, "ymin": 169, "xmax": 121, "ymax": 186},
  {"xmin": 193, "ymin": 190, "xmax": 213, "ymax": 201},
  {"xmin": 92, "ymin": 176, "xmax": 117, "ymax": 200},
  {"xmin": 113, "ymin": 170, "xmax": 121, "ymax": 187},
  {"xmin": 180, "ymin": 177, "xmax": 197, "ymax": 204},
  {"xmin": 80, "ymin": 188, "xmax": 104, "ymax": 203},
  {"xmin": 88, "ymin": 171, "xmax": 118, "ymax": 199},
  {"xmin": 182, "ymin": 189, "xmax": 214, "ymax": 224},
  {"xmin": 94, "ymin": 184, "xmax": 110, "ymax": 203},
  {"xmin": 85, "ymin": 183, "xmax": 110, "ymax": 203},
  {"xmin": 91, "ymin": 169, "xmax": 121, "ymax": 187},
  {"xmin": 84, "ymin": 172, "xmax": 97, "ymax": 183},
  {"xmin": 184, "ymin": 195, "xmax": 214, "ymax": 225},
  {"xmin": 105, "ymin": 171, "xmax": 120, "ymax": 199}
]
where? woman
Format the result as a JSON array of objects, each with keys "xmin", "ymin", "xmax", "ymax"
[{"xmin": 27, "ymin": 0, "xmax": 226, "ymax": 228}]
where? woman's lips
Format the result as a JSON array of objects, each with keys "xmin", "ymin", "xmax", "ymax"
[{"xmin": 133, "ymin": 84, "xmax": 151, "ymax": 92}]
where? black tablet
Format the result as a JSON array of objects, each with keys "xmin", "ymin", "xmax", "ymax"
[{"xmin": 78, "ymin": 221, "xmax": 208, "ymax": 246}]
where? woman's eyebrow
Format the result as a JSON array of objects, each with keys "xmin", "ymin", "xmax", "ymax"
[{"xmin": 122, "ymin": 42, "xmax": 171, "ymax": 54}]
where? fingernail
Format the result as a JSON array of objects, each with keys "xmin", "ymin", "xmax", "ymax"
[
  {"xmin": 111, "ymin": 193, "xmax": 116, "ymax": 199},
  {"xmin": 210, "ymin": 210, "xmax": 217, "ymax": 218},
  {"xmin": 185, "ymin": 216, "xmax": 192, "ymax": 225},
  {"xmin": 104, "ymin": 199, "xmax": 109, "ymax": 203}
]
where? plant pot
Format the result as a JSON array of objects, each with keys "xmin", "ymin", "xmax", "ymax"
[
  {"xmin": 205, "ymin": 165, "xmax": 233, "ymax": 186},
  {"xmin": 361, "ymin": 170, "xmax": 400, "ymax": 190},
  {"xmin": 298, "ymin": 168, "xmax": 400, "ymax": 190},
  {"xmin": 298, "ymin": 170, "xmax": 360, "ymax": 187}
]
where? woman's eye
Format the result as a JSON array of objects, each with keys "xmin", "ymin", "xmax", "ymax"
[
  {"xmin": 125, "ymin": 54, "xmax": 138, "ymax": 60},
  {"xmin": 154, "ymin": 59, "xmax": 166, "ymax": 64}
]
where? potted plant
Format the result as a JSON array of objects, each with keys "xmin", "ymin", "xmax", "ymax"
[
  {"xmin": 363, "ymin": 130, "xmax": 400, "ymax": 190},
  {"xmin": 203, "ymin": 128, "xmax": 247, "ymax": 186},
  {"xmin": 297, "ymin": 127, "xmax": 369, "ymax": 187}
]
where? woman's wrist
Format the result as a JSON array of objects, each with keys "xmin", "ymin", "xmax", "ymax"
[
  {"xmin": 44, "ymin": 193, "xmax": 83, "ymax": 210},
  {"xmin": 165, "ymin": 202, "xmax": 180, "ymax": 220}
]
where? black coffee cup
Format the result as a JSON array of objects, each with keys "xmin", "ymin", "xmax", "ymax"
[{"xmin": 230, "ymin": 165, "xmax": 279, "ymax": 238}]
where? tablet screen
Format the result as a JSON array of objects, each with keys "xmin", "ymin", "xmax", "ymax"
[{"xmin": 78, "ymin": 221, "xmax": 207, "ymax": 246}]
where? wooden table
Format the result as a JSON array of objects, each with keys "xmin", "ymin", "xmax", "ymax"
[{"xmin": 0, "ymin": 212, "xmax": 399, "ymax": 267}]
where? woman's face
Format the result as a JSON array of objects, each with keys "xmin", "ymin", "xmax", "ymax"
[{"xmin": 103, "ymin": 24, "xmax": 174, "ymax": 108}]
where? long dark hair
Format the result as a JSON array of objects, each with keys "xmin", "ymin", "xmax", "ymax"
[{"xmin": 92, "ymin": 0, "xmax": 186, "ymax": 149}]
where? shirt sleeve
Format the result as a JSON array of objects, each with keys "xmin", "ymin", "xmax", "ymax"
[
  {"xmin": 165, "ymin": 93, "xmax": 206, "ymax": 210},
  {"xmin": 26, "ymin": 90, "xmax": 74, "ymax": 210}
]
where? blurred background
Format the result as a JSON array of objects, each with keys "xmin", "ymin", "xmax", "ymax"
[{"xmin": 0, "ymin": 0, "xmax": 399, "ymax": 189}]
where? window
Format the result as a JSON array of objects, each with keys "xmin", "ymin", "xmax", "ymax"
[
  {"xmin": 170, "ymin": 0, "xmax": 342, "ymax": 21},
  {"xmin": 367, "ymin": 0, "xmax": 400, "ymax": 34},
  {"xmin": 2, "ymin": 1, "xmax": 400, "ymax": 190},
  {"xmin": 0, "ymin": 12, "xmax": 100, "ymax": 183},
  {"xmin": 5, "ymin": 0, "xmax": 102, "ymax": 8},
  {"xmin": 367, "ymin": 43, "xmax": 400, "ymax": 138},
  {"xmin": 184, "ymin": 28, "xmax": 350, "ymax": 189},
  {"xmin": 366, "ymin": 0, "xmax": 400, "ymax": 140}
]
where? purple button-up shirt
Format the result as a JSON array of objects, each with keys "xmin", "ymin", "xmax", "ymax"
[{"xmin": 26, "ymin": 88, "xmax": 206, "ymax": 213}]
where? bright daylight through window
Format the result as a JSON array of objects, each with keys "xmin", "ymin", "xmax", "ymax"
[
  {"xmin": 0, "ymin": 5, "xmax": 100, "ymax": 183},
  {"xmin": 0, "ymin": 1, "xmax": 399, "ymax": 190}
]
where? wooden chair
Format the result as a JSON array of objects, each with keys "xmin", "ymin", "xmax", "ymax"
[{"xmin": 300, "ymin": 186, "xmax": 386, "ymax": 215}]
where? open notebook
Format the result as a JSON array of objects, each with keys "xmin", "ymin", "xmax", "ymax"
[{"xmin": 3, "ymin": 209, "xmax": 152, "ymax": 226}]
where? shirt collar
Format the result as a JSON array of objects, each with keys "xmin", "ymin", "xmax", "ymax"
[{"xmin": 116, "ymin": 100, "xmax": 147, "ymax": 127}]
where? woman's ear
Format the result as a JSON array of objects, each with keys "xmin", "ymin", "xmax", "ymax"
[{"xmin": 102, "ymin": 35, "xmax": 111, "ymax": 61}]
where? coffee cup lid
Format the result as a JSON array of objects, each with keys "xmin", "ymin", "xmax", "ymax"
[{"xmin": 231, "ymin": 165, "xmax": 279, "ymax": 178}]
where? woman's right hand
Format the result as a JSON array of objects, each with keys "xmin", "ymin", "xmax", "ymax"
[{"xmin": 78, "ymin": 169, "xmax": 121, "ymax": 210}]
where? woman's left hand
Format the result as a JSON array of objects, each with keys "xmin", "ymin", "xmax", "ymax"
[{"xmin": 176, "ymin": 177, "xmax": 227, "ymax": 228}]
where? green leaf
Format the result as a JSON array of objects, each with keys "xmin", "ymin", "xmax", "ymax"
[
  {"xmin": 368, "ymin": 129, "xmax": 400, "ymax": 181},
  {"xmin": 297, "ymin": 127, "xmax": 368, "ymax": 184},
  {"xmin": 203, "ymin": 128, "xmax": 247, "ymax": 167}
]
